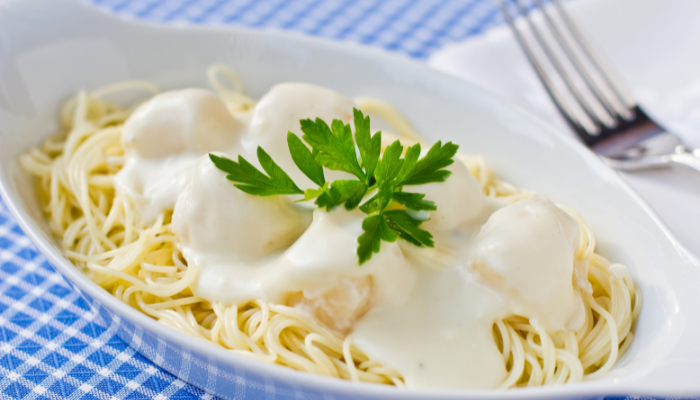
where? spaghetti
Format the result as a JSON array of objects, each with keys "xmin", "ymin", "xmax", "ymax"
[{"xmin": 20, "ymin": 65, "xmax": 641, "ymax": 388}]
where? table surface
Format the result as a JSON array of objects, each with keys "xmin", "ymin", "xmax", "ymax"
[{"xmin": 0, "ymin": 0, "xmax": 675, "ymax": 399}]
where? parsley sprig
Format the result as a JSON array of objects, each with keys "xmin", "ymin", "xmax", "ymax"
[{"xmin": 209, "ymin": 108, "xmax": 458, "ymax": 264}]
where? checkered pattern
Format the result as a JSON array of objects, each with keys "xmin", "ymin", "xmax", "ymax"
[
  {"xmin": 0, "ymin": 198, "xmax": 214, "ymax": 399},
  {"xmin": 0, "ymin": 1, "xmax": 683, "ymax": 399},
  {"xmin": 90, "ymin": 0, "xmax": 506, "ymax": 59}
]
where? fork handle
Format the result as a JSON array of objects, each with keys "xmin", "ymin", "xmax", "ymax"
[{"xmin": 603, "ymin": 149, "xmax": 700, "ymax": 172}]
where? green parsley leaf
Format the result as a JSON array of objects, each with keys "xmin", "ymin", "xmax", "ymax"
[
  {"xmin": 316, "ymin": 180, "xmax": 368, "ymax": 210},
  {"xmin": 298, "ymin": 182, "xmax": 329, "ymax": 202},
  {"xmin": 400, "ymin": 141, "xmax": 459, "ymax": 186},
  {"xmin": 300, "ymin": 118, "xmax": 365, "ymax": 180},
  {"xmin": 287, "ymin": 132, "xmax": 325, "ymax": 187},
  {"xmin": 209, "ymin": 150, "xmax": 303, "ymax": 196},
  {"xmin": 384, "ymin": 209, "xmax": 434, "ymax": 247},
  {"xmin": 354, "ymin": 108, "xmax": 381, "ymax": 182},
  {"xmin": 396, "ymin": 143, "xmax": 421, "ymax": 184},
  {"xmin": 373, "ymin": 140, "xmax": 403, "ymax": 211},
  {"xmin": 357, "ymin": 213, "xmax": 398, "ymax": 265},
  {"xmin": 376, "ymin": 178, "xmax": 397, "ymax": 212},
  {"xmin": 392, "ymin": 192, "xmax": 437, "ymax": 211},
  {"xmin": 359, "ymin": 193, "xmax": 379, "ymax": 214},
  {"xmin": 212, "ymin": 107, "xmax": 458, "ymax": 266},
  {"xmin": 375, "ymin": 140, "xmax": 404, "ymax": 184}
]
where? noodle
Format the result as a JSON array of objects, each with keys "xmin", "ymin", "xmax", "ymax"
[{"xmin": 20, "ymin": 66, "xmax": 640, "ymax": 388}]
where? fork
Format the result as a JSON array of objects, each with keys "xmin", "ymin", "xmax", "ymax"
[{"xmin": 499, "ymin": 0, "xmax": 700, "ymax": 172}]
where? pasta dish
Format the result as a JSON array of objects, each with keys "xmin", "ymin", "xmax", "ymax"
[{"xmin": 20, "ymin": 65, "xmax": 641, "ymax": 389}]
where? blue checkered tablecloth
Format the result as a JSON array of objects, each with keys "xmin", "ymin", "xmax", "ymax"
[{"xmin": 0, "ymin": 1, "xmax": 680, "ymax": 399}]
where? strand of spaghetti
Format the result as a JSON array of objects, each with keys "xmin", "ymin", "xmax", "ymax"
[
  {"xmin": 578, "ymin": 298, "xmax": 608, "ymax": 353},
  {"xmin": 389, "ymin": 377, "xmax": 405, "ymax": 388},
  {"xmin": 91, "ymin": 81, "xmax": 160, "ymax": 99},
  {"xmin": 85, "ymin": 261, "xmax": 197, "ymax": 298},
  {"xmin": 140, "ymin": 263, "xmax": 179, "ymax": 274},
  {"xmin": 248, "ymin": 300, "xmax": 270, "ymax": 343},
  {"xmin": 301, "ymin": 331, "xmax": 343, "ymax": 358},
  {"xmin": 265, "ymin": 316, "xmax": 321, "ymax": 373},
  {"xmin": 329, "ymin": 358, "xmax": 390, "ymax": 384},
  {"xmin": 101, "ymin": 192, "xmax": 123, "ymax": 235},
  {"xmin": 499, "ymin": 321, "xmax": 525, "ymax": 388},
  {"xmin": 343, "ymin": 335, "xmax": 360, "ymax": 383},
  {"xmin": 223, "ymin": 304, "xmax": 252, "ymax": 350},
  {"xmin": 582, "ymin": 277, "xmax": 625, "ymax": 359},
  {"xmin": 207, "ymin": 64, "xmax": 256, "ymax": 112},
  {"xmin": 243, "ymin": 308, "xmax": 266, "ymax": 341},
  {"xmin": 66, "ymin": 242, "xmax": 134, "ymax": 264},
  {"xmin": 354, "ymin": 98, "xmax": 425, "ymax": 144},
  {"xmin": 147, "ymin": 296, "xmax": 203, "ymax": 310},
  {"xmin": 101, "ymin": 217, "xmax": 168, "ymax": 271},
  {"xmin": 153, "ymin": 308, "xmax": 208, "ymax": 338},
  {"xmin": 611, "ymin": 277, "xmax": 632, "ymax": 338},
  {"xmin": 18, "ymin": 152, "xmax": 53, "ymax": 176},
  {"xmin": 208, "ymin": 310, "xmax": 224, "ymax": 343},
  {"xmin": 266, "ymin": 306, "xmax": 376, "ymax": 367},
  {"xmin": 63, "ymin": 216, "xmax": 87, "ymax": 251},
  {"xmin": 237, "ymin": 320, "xmax": 277, "ymax": 359},
  {"xmin": 227, "ymin": 306, "xmax": 278, "ymax": 360},
  {"xmin": 563, "ymin": 330, "xmax": 583, "ymax": 383},
  {"xmin": 65, "ymin": 227, "xmax": 147, "ymax": 262},
  {"xmin": 212, "ymin": 303, "xmax": 248, "ymax": 350},
  {"xmin": 631, "ymin": 288, "xmax": 642, "ymax": 321},
  {"xmin": 122, "ymin": 194, "xmax": 135, "ymax": 244},
  {"xmin": 524, "ymin": 330, "xmax": 544, "ymax": 358},
  {"xmin": 524, "ymin": 351, "xmax": 543, "ymax": 386},
  {"xmin": 582, "ymin": 291, "xmax": 619, "ymax": 379},
  {"xmin": 304, "ymin": 333, "xmax": 340, "ymax": 378},
  {"xmin": 63, "ymin": 91, "xmax": 91, "ymax": 154},
  {"xmin": 495, "ymin": 319, "xmax": 511, "ymax": 364},
  {"xmin": 531, "ymin": 320, "xmax": 557, "ymax": 383},
  {"xmin": 200, "ymin": 310, "xmax": 219, "ymax": 328},
  {"xmin": 268, "ymin": 304, "xmax": 346, "ymax": 348},
  {"xmin": 49, "ymin": 165, "xmax": 64, "ymax": 233},
  {"xmin": 217, "ymin": 306, "xmax": 244, "ymax": 349},
  {"xmin": 68, "ymin": 126, "xmax": 121, "ymax": 251}
]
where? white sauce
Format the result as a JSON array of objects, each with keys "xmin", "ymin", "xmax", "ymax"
[
  {"xmin": 469, "ymin": 198, "xmax": 586, "ymax": 332},
  {"xmin": 406, "ymin": 156, "xmax": 499, "ymax": 233},
  {"xmin": 353, "ymin": 267, "xmax": 508, "ymax": 389},
  {"xmin": 172, "ymin": 154, "xmax": 313, "ymax": 303},
  {"xmin": 115, "ymin": 89, "xmax": 245, "ymax": 224},
  {"xmin": 247, "ymin": 82, "xmax": 356, "ymax": 187},
  {"xmin": 116, "ymin": 83, "xmax": 589, "ymax": 389},
  {"xmin": 266, "ymin": 208, "xmax": 416, "ymax": 333}
]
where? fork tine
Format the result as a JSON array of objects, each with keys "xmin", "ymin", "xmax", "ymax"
[
  {"xmin": 532, "ymin": 0, "xmax": 620, "ymax": 123},
  {"xmin": 512, "ymin": 0, "xmax": 608, "ymax": 131},
  {"xmin": 551, "ymin": 0, "xmax": 635, "ymax": 118},
  {"xmin": 497, "ymin": 0, "xmax": 589, "ymax": 137}
]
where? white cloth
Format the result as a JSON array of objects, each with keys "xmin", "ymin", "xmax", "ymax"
[{"xmin": 428, "ymin": 0, "xmax": 700, "ymax": 257}]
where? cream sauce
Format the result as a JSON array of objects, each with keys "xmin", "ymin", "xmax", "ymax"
[
  {"xmin": 114, "ymin": 89, "xmax": 245, "ymax": 224},
  {"xmin": 116, "ymin": 83, "xmax": 590, "ymax": 389},
  {"xmin": 246, "ymin": 82, "xmax": 356, "ymax": 187},
  {"xmin": 172, "ymin": 154, "xmax": 313, "ymax": 303},
  {"xmin": 352, "ymin": 198, "xmax": 586, "ymax": 389},
  {"xmin": 400, "ymin": 159, "xmax": 505, "ymax": 268}
]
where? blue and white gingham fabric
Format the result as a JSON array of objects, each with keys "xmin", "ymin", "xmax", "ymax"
[
  {"xmin": 0, "ymin": 1, "xmax": 682, "ymax": 399},
  {"xmin": 92, "ymin": 0, "xmax": 505, "ymax": 59}
]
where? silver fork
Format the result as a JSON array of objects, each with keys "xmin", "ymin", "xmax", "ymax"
[{"xmin": 499, "ymin": 0, "xmax": 700, "ymax": 172}]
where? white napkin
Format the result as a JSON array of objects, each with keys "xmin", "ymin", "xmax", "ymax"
[{"xmin": 429, "ymin": 0, "xmax": 700, "ymax": 257}]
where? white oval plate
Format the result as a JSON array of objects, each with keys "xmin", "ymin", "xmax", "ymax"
[{"xmin": 1, "ymin": 1, "xmax": 699, "ymax": 399}]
